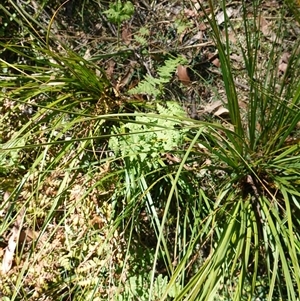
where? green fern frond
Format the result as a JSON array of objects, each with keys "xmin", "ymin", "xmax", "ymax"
[
  {"xmin": 109, "ymin": 101, "xmax": 187, "ymax": 165},
  {"xmin": 129, "ymin": 74, "xmax": 161, "ymax": 97},
  {"xmin": 128, "ymin": 56, "xmax": 187, "ymax": 97},
  {"xmin": 157, "ymin": 57, "xmax": 186, "ymax": 82}
]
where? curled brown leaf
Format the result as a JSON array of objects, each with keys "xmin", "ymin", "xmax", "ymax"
[{"xmin": 177, "ymin": 65, "xmax": 191, "ymax": 85}]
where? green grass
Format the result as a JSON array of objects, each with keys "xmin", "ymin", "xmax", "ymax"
[{"xmin": 0, "ymin": 0, "xmax": 300, "ymax": 300}]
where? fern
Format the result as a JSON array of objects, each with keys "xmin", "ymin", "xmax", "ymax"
[
  {"xmin": 129, "ymin": 74, "xmax": 161, "ymax": 97},
  {"xmin": 156, "ymin": 57, "xmax": 185, "ymax": 82},
  {"xmin": 128, "ymin": 56, "xmax": 187, "ymax": 97},
  {"xmin": 109, "ymin": 101, "xmax": 187, "ymax": 167}
]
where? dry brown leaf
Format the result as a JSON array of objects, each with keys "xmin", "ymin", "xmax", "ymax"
[
  {"xmin": 278, "ymin": 62, "xmax": 288, "ymax": 74},
  {"xmin": 83, "ymin": 48, "xmax": 91, "ymax": 60},
  {"xmin": 1, "ymin": 208, "xmax": 25, "ymax": 274},
  {"xmin": 106, "ymin": 60, "xmax": 115, "ymax": 80},
  {"xmin": 278, "ymin": 52, "xmax": 291, "ymax": 74},
  {"xmin": 216, "ymin": 7, "xmax": 234, "ymax": 25},
  {"xmin": 117, "ymin": 61, "xmax": 137, "ymax": 90},
  {"xmin": 203, "ymin": 100, "xmax": 223, "ymax": 113},
  {"xmin": 211, "ymin": 58, "xmax": 221, "ymax": 67},
  {"xmin": 257, "ymin": 15, "xmax": 277, "ymax": 42},
  {"xmin": 258, "ymin": 15, "xmax": 271, "ymax": 36},
  {"xmin": 213, "ymin": 107, "xmax": 229, "ymax": 117},
  {"xmin": 263, "ymin": 0, "xmax": 281, "ymax": 8},
  {"xmin": 280, "ymin": 52, "xmax": 291, "ymax": 63},
  {"xmin": 238, "ymin": 100, "xmax": 248, "ymax": 110},
  {"xmin": 230, "ymin": 53, "xmax": 243, "ymax": 62},
  {"xmin": 184, "ymin": 8, "xmax": 198, "ymax": 18},
  {"xmin": 188, "ymin": 31, "xmax": 204, "ymax": 45},
  {"xmin": 227, "ymin": 30, "xmax": 237, "ymax": 44},
  {"xmin": 198, "ymin": 22, "xmax": 207, "ymax": 31},
  {"xmin": 121, "ymin": 22, "xmax": 132, "ymax": 45},
  {"xmin": 184, "ymin": 0, "xmax": 202, "ymax": 17},
  {"xmin": 178, "ymin": 28, "xmax": 190, "ymax": 44},
  {"xmin": 0, "ymin": 191, "xmax": 10, "ymax": 218},
  {"xmin": 177, "ymin": 65, "xmax": 191, "ymax": 85},
  {"xmin": 203, "ymin": 100, "xmax": 229, "ymax": 117},
  {"xmin": 18, "ymin": 229, "xmax": 39, "ymax": 244}
]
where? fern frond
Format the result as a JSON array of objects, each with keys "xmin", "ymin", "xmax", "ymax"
[
  {"xmin": 157, "ymin": 57, "xmax": 186, "ymax": 83},
  {"xmin": 129, "ymin": 74, "xmax": 161, "ymax": 97},
  {"xmin": 128, "ymin": 56, "xmax": 187, "ymax": 97}
]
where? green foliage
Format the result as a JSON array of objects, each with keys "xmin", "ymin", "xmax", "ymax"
[
  {"xmin": 103, "ymin": 0, "xmax": 134, "ymax": 47},
  {"xmin": 109, "ymin": 102, "xmax": 187, "ymax": 165},
  {"xmin": 129, "ymin": 56, "xmax": 188, "ymax": 97},
  {"xmin": 116, "ymin": 273, "xmax": 180, "ymax": 300},
  {"xmin": 160, "ymin": 1, "xmax": 300, "ymax": 300},
  {"xmin": 104, "ymin": 0, "xmax": 134, "ymax": 25},
  {"xmin": 134, "ymin": 27, "xmax": 150, "ymax": 46},
  {"xmin": 0, "ymin": 138, "xmax": 25, "ymax": 174},
  {"xmin": 174, "ymin": 18, "xmax": 192, "ymax": 35}
]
